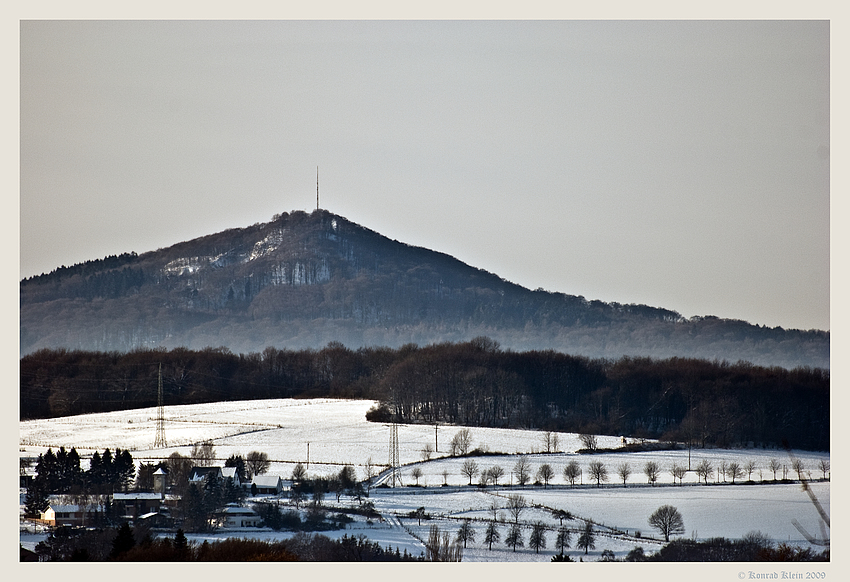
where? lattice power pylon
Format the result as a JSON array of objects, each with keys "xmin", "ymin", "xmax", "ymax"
[
  {"xmin": 388, "ymin": 421, "xmax": 402, "ymax": 487},
  {"xmin": 153, "ymin": 363, "xmax": 167, "ymax": 448}
]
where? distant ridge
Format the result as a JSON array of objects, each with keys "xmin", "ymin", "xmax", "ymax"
[{"xmin": 20, "ymin": 209, "xmax": 828, "ymax": 369}]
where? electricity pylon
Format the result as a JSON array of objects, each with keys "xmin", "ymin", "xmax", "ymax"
[
  {"xmin": 388, "ymin": 421, "xmax": 402, "ymax": 487},
  {"xmin": 153, "ymin": 363, "xmax": 167, "ymax": 448}
]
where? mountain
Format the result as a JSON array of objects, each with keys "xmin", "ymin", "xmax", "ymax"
[{"xmin": 20, "ymin": 209, "xmax": 828, "ymax": 369}]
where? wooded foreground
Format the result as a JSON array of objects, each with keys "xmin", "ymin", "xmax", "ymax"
[{"xmin": 20, "ymin": 338, "xmax": 829, "ymax": 450}]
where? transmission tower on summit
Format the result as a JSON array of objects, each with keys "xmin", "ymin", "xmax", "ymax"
[{"xmin": 153, "ymin": 363, "xmax": 167, "ymax": 448}]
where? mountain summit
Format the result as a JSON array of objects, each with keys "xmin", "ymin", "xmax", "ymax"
[{"xmin": 20, "ymin": 209, "xmax": 828, "ymax": 368}]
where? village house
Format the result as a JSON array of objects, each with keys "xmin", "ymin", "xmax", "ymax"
[
  {"xmin": 220, "ymin": 466, "xmax": 241, "ymax": 487},
  {"xmin": 112, "ymin": 492, "xmax": 163, "ymax": 520},
  {"xmin": 249, "ymin": 475, "xmax": 284, "ymax": 495},
  {"xmin": 39, "ymin": 504, "xmax": 96, "ymax": 527},
  {"xmin": 218, "ymin": 503, "xmax": 262, "ymax": 528},
  {"xmin": 188, "ymin": 466, "xmax": 223, "ymax": 483}
]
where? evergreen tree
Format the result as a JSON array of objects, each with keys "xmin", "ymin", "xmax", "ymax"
[
  {"xmin": 484, "ymin": 521, "xmax": 500, "ymax": 550},
  {"xmin": 101, "ymin": 449, "xmax": 115, "ymax": 488},
  {"xmin": 37, "ymin": 449, "xmax": 59, "ymax": 492},
  {"xmin": 109, "ymin": 522, "xmax": 135, "ymax": 560},
  {"xmin": 577, "ymin": 522, "xmax": 596, "ymax": 554},
  {"xmin": 113, "ymin": 449, "xmax": 135, "ymax": 492},
  {"xmin": 225, "ymin": 455, "xmax": 247, "ymax": 481},
  {"xmin": 173, "ymin": 529, "xmax": 190, "ymax": 560},
  {"xmin": 529, "ymin": 521, "xmax": 548, "ymax": 553},
  {"xmin": 87, "ymin": 451, "xmax": 103, "ymax": 488},
  {"xmin": 66, "ymin": 448, "xmax": 83, "ymax": 490},
  {"xmin": 505, "ymin": 523, "xmax": 524, "ymax": 552},
  {"xmin": 455, "ymin": 520, "xmax": 476, "ymax": 549},
  {"xmin": 135, "ymin": 463, "xmax": 158, "ymax": 491},
  {"xmin": 555, "ymin": 525, "xmax": 572, "ymax": 556},
  {"xmin": 25, "ymin": 479, "xmax": 49, "ymax": 517}
]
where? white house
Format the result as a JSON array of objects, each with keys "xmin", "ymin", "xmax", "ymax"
[
  {"xmin": 40, "ymin": 504, "xmax": 93, "ymax": 527},
  {"xmin": 219, "ymin": 503, "xmax": 262, "ymax": 528}
]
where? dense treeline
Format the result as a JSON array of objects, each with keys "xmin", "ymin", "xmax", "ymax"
[
  {"xmin": 33, "ymin": 525, "xmax": 422, "ymax": 561},
  {"xmin": 20, "ymin": 339, "xmax": 829, "ymax": 450}
]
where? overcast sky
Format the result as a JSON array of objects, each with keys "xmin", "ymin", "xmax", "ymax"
[{"xmin": 19, "ymin": 19, "xmax": 830, "ymax": 331}]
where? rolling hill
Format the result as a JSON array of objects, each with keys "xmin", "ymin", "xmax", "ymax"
[{"xmin": 20, "ymin": 209, "xmax": 828, "ymax": 369}]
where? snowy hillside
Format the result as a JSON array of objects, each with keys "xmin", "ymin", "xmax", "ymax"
[{"xmin": 20, "ymin": 398, "xmax": 831, "ymax": 562}]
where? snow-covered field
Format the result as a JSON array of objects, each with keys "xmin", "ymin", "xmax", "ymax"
[{"xmin": 20, "ymin": 398, "xmax": 831, "ymax": 563}]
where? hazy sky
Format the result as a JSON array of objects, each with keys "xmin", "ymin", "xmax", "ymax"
[{"xmin": 19, "ymin": 19, "xmax": 830, "ymax": 331}]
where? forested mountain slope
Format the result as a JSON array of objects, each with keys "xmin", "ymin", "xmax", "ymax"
[{"xmin": 20, "ymin": 209, "xmax": 828, "ymax": 369}]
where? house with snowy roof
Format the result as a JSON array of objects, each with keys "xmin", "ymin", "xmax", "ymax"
[
  {"xmin": 40, "ymin": 504, "xmax": 95, "ymax": 527},
  {"xmin": 220, "ymin": 466, "xmax": 241, "ymax": 487},
  {"xmin": 218, "ymin": 503, "xmax": 262, "ymax": 528},
  {"xmin": 249, "ymin": 475, "xmax": 284, "ymax": 495},
  {"xmin": 112, "ymin": 492, "xmax": 163, "ymax": 519},
  {"xmin": 188, "ymin": 466, "xmax": 223, "ymax": 483}
]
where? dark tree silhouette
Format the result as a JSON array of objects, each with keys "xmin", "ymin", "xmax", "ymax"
[{"xmin": 649, "ymin": 505, "xmax": 685, "ymax": 542}]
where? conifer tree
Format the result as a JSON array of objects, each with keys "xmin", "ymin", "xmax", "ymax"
[
  {"xmin": 110, "ymin": 522, "xmax": 135, "ymax": 560},
  {"xmin": 484, "ymin": 521, "xmax": 500, "ymax": 550}
]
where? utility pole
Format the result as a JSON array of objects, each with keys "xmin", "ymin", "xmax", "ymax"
[
  {"xmin": 435, "ymin": 423, "xmax": 438, "ymax": 453},
  {"xmin": 307, "ymin": 442, "xmax": 310, "ymax": 470},
  {"xmin": 316, "ymin": 166, "xmax": 319, "ymax": 210}
]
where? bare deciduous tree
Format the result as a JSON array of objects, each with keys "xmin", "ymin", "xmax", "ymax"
[
  {"xmin": 541, "ymin": 431, "xmax": 560, "ymax": 453},
  {"xmin": 421, "ymin": 443, "xmax": 434, "ymax": 461},
  {"xmin": 513, "ymin": 456, "xmax": 532, "ymax": 486},
  {"xmin": 818, "ymin": 459, "xmax": 830, "ymax": 480},
  {"xmin": 537, "ymin": 463, "xmax": 555, "ymax": 488},
  {"xmin": 695, "ymin": 459, "xmax": 713, "ymax": 484},
  {"xmin": 507, "ymin": 494, "xmax": 527, "ymax": 523},
  {"xmin": 670, "ymin": 463, "xmax": 686, "ymax": 485},
  {"xmin": 291, "ymin": 462, "xmax": 307, "ymax": 483},
  {"xmin": 617, "ymin": 462, "xmax": 632, "ymax": 487},
  {"xmin": 461, "ymin": 459, "xmax": 479, "ymax": 485},
  {"xmin": 190, "ymin": 441, "xmax": 215, "ymax": 467},
  {"xmin": 579, "ymin": 434, "xmax": 598, "ymax": 451},
  {"xmin": 449, "ymin": 429, "xmax": 473, "ymax": 456},
  {"xmin": 563, "ymin": 460, "xmax": 581, "ymax": 487},
  {"xmin": 792, "ymin": 459, "xmax": 806, "ymax": 481},
  {"xmin": 588, "ymin": 461, "xmax": 608, "ymax": 487},
  {"xmin": 768, "ymin": 458, "xmax": 781, "ymax": 481},
  {"xmin": 411, "ymin": 466, "xmax": 424, "ymax": 486},
  {"xmin": 745, "ymin": 460, "xmax": 757, "ymax": 481},
  {"xmin": 486, "ymin": 465, "xmax": 505, "ymax": 486},
  {"xmin": 426, "ymin": 525, "xmax": 463, "ymax": 562},
  {"xmin": 644, "ymin": 461, "xmax": 660, "ymax": 486},
  {"xmin": 245, "ymin": 451, "xmax": 270, "ymax": 479},
  {"xmin": 648, "ymin": 505, "xmax": 685, "ymax": 542},
  {"xmin": 727, "ymin": 462, "xmax": 744, "ymax": 484}
]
